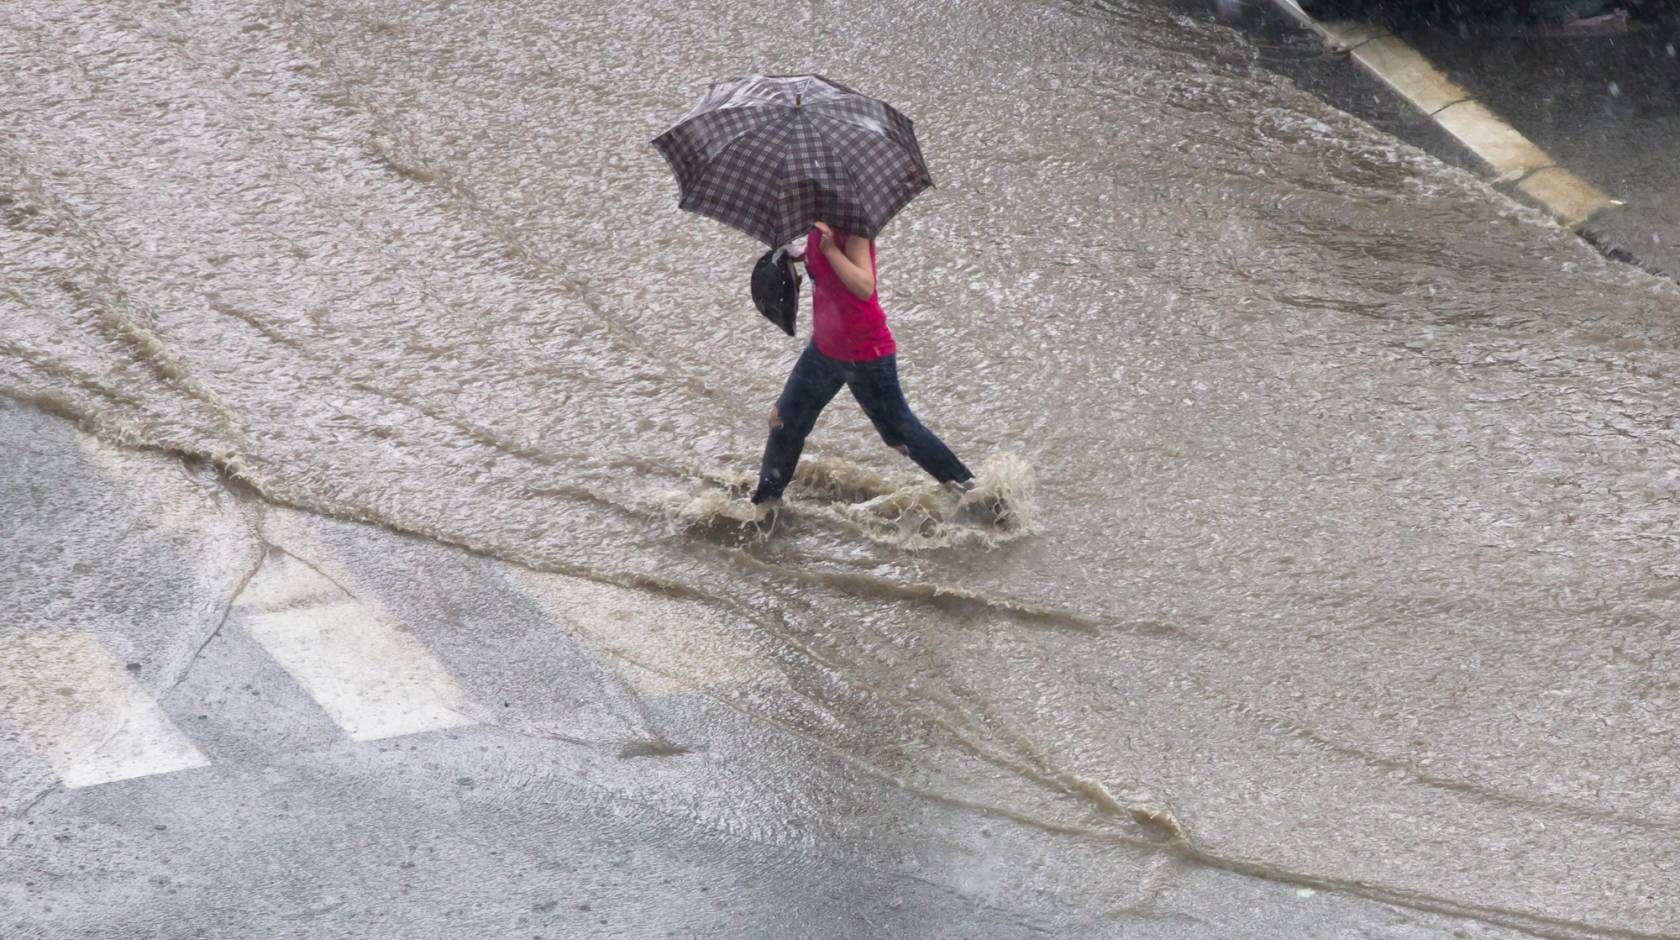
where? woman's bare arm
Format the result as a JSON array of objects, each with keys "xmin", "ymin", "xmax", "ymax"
[{"xmin": 814, "ymin": 221, "xmax": 875, "ymax": 299}]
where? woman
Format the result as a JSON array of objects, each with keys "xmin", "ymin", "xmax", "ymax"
[{"xmin": 752, "ymin": 220, "xmax": 977, "ymax": 507}]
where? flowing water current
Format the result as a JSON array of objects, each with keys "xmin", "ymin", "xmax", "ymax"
[{"xmin": 3, "ymin": 1, "xmax": 1679, "ymax": 935}]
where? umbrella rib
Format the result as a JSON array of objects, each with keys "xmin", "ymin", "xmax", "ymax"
[
  {"xmin": 676, "ymin": 111, "xmax": 796, "ymax": 210},
  {"xmin": 808, "ymin": 117, "xmax": 877, "ymax": 238},
  {"xmin": 657, "ymin": 108, "xmax": 777, "ymax": 168},
  {"xmin": 808, "ymin": 110, "xmax": 928, "ymax": 178},
  {"xmin": 761, "ymin": 114, "xmax": 804, "ymax": 244},
  {"xmin": 814, "ymin": 112, "xmax": 934, "ymax": 233},
  {"xmin": 763, "ymin": 132, "xmax": 796, "ymax": 247},
  {"xmin": 805, "ymin": 102, "xmax": 911, "ymax": 141}
]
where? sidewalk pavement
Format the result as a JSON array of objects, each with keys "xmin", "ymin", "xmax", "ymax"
[{"xmin": 1247, "ymin": 1, "xmax": 1680, "ymax": 281}]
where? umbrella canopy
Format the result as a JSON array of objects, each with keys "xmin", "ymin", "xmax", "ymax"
[{"xmin": 651, "ymin": 74, "xmax": 934, "ymax": 248}]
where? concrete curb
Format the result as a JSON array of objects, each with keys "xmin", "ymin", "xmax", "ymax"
[{"xmin": 1268, "ymin": 0, "xmax": 1621, "ymax": 231}]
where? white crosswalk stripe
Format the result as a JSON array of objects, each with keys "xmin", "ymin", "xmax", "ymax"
[
  {"xmin": 0, "ymin": 631, "xmax": 209, "ymax": 788},
  {"xmin": 236, "ymin": 551, "xmax": 474, "ymax": 742}
]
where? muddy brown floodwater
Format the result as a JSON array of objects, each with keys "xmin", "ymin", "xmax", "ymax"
[{"xmin": 3, "ymin": 0, "xmax": 1678, "ymax": 936}]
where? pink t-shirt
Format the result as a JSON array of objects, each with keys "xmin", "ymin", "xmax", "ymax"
[{"xmin": 804, "ymin": 226, "xmax": 895, "ymax": 362}]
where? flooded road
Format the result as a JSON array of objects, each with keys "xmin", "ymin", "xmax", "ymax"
[{"xmin": 3, "ymin": 0, "xmax": 1678, "ymax": 935}]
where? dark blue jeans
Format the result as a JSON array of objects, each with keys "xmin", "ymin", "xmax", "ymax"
[{"xmin": 753, "ymin": 345, "xmax": 972, "ymax": 502}]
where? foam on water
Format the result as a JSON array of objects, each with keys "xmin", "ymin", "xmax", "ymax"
[{"xmin": 656, "ymin": 452, "xmax": 1039, "ymax": 551}]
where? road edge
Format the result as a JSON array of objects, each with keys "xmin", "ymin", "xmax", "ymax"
[{"xmin": 1266, "ymin": 0, "xmax": 1625, "ymax": 234}]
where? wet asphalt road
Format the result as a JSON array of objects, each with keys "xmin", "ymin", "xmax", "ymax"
[{"xmin": 0, "ymin": 401, "xmax": 1539, "ymax": 939}]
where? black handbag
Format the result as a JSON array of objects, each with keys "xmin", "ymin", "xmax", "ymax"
[{"xmin": 750, "ymin": 247, "xmax": 800, "ymax": 336}]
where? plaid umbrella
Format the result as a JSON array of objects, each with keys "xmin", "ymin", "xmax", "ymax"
[{"xmin": 651, "ymin": 74, "xmax": 934, "ymax": 248}]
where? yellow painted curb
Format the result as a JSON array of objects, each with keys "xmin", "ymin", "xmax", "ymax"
[
  {"xmin": 1317, "ymin": 19, "xmax": 1391, "ymax": 49},
  {"xmin": 1519, "ymin": 167, "xmax": 1616, "ymax": 230},
  {"xmin": 1349, "ymin": 36, "xmax": 1466, "ymax": 114},
  {"xmin": 1432, "ymin": 100, "xmax": 1553, "ymax": 182}
]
